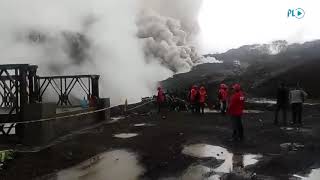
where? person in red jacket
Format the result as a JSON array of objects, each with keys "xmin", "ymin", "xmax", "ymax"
[
  {"xmin": 218, "ymin": 84, "xmax": 228, "ymax": 114},
  {"xmin": 189, "ymin": 85, "xmax": 198, "ymax": 113},
  {"xmin": 228, "ymin": 83, "xmax": 245, "ymax": 141},
  {"xmin": 157, "ymin": 87, "xmax": 166, "ymax": 113},
  {"xmin": 199, "ymin": 86, "xmax": 207, "ymax": 114}
]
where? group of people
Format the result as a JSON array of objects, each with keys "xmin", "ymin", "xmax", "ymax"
[
  {"xmin": 187, "ymin": 83, "xmax": 246, "ymax": 141},
  {"xmin": 156, "ymin": 81, "xmax": 307, "ymax": 142},
  {"xmin": 275, "ymin": 82, "xmax": 308, "ymax": 126},
  {"xmin": 189, "ymin": 85, "xmax": 208, "ymax": 114}
]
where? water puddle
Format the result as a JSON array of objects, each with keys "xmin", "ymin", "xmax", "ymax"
[
  {"xmin": 280, "ymin": 142, "xmax": 304, "ymax": 152},
  {"xmin": 204, "ymin": 109, "xmax": 220, "ymax": 113},
  {"xmin": 107, "ymin": 116, "xmax": 125, "ymax": 124},
  {"xmin": 304, "ymin": 103, "xmax": 320, "ymax": 106},
  {"xmin": 243, "ymin": 154, "xmax": 262, "ymax": 167},
  {"xmin": 247, "ymin": 98, "xmax": 277, "ymax": 105},
  {"xmin": 180, "ymin": 144, "xmax": 262, "ymax": 179},
  {"xmin": 281, "ymin": 127, "xmax": 312, "ymax": 134},
  {"xmin": 113, "ymin": 133, "xmax": 138, "ymax": 139},
  {"xmin": 281, "ymin": 127, "xmax": 295, "ymax": 131},
  {"xmin": 204, "ymin": 109, "xmax": 264, "ymax": 114},
  {"xmin": 292, "ymin": 168, "xmax": 320, "ymax": 179},
  {"xmin": 133, "ymin": 123, "xmax": 155, "ymax": 127},
  {"xmin": 244, "ymin": 110, "xmax": 264, "ymax": 114},
  {"xmin": 55, "ymin": 150, "xmax": 144, "ymax": 180}
]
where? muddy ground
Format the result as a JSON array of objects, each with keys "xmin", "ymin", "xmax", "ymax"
[{"xmin": 1, "ymin": 103, "xmax": 320, "ymax": 180}]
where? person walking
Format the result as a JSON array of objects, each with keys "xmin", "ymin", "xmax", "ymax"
[
  {"xmin": 274, "ymin": 82, "xmax": 289, "ymax": 126},
  {"xmin": 289, "ymin": 84, "xmax": 308, "ymax": 126},
  {"xmin": 199, "ymin": 86, "xmax": 207, "ymax": 114},
  {"xmin": 218, "ymin": 84, "xmax": 228, "ymax": 114},
  {"xmin": 228, "ymin": 84, "xmax": 245, "ymax": 141}
]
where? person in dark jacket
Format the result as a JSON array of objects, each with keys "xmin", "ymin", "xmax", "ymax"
[{"xmin": 274, "ymin": 82, "xmax": 289, "ymax": 126}]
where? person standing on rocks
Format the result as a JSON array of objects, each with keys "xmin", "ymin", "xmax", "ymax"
[
  {"xmin": 228, "ymin": 84, "xmax": 245, "ymax": 141},
  {"xmin": 274, "ymin": 82, "xmax": 289, "ymax": 126},
  {"xmin": 289, "ymin": 83, "xmax": 308, "ymax": 126}
]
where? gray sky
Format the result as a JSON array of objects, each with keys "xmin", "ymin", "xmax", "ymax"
[{"xmin": 197, "ymin": 0, "xmax": 320, "ymax": 53}]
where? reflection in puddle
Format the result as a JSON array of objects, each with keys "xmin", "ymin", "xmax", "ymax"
[
  {"xmin": 113, "ymin": 133, "xmax": 138, "ymax": 139},
  {"xmin": 181, "ymin": 144, "xmax": 261, "ymax": 179},
  {"xmin": 56, "ymin": 150, "xmax": 144, "ymax": 180},
  {"xmin": 182, "ymin": 144, "xmax": 233, "ymax": 173}
]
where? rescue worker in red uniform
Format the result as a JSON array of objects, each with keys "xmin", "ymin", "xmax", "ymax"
[
  {"xmin": 218, "ymin": 84, "xmax": 228, "ymax": 114},
  {"xmin": 199, "ymin": 86, "xmax": 207, "ymax": 114},
  {"xmin": 189, "ymin": 85, "xmax": 198, "ymax": 113},
  {"xmin": 157, "ymin": 87, "xmax": 165, "ymax": 113},
  {"xmin": 228, "ymin": 84, "xmax": 245, "ymax": 141}
]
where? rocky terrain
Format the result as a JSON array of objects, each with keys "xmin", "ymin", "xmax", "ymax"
[{"xmin": 162, "ymin": 40, "xmax": 320, "ymax": 99}]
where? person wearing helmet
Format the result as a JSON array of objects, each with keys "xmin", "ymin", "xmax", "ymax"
[
  {"xmin": 218, "ymin": 84, "xmax": 228, "ymax": 114},
  {"xmin": 157, "ymin": 87, "xmax": 166, "ymax": 114},
  {"xmin": 199, "ymin": 86, "xmax": 207, "ymax": 114},
  {"xmin": 228, "ymin": 83, "xmax": 245, "ymax": 141},
  {"xmin": 189, "ymin": 85, "xmax": 198, "ymax": 113}
]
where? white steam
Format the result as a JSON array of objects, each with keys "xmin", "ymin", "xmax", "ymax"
[
  {"xmin": 0, "ymin": 0, "xmax": 204, "ymax": 104},
  {"xmin": 137, "ymin": 10, "xmax": 200, "ymax": 73}
]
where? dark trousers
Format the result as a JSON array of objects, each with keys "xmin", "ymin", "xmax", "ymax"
[
  {"xmin": 158, "ymin": 102, "xmax": 163, "ymax": 113},
  {"xmin": 274, "ymin": 104, "xmax": 287, "ymax": 125},
  {"xmin": 190, "ymin": 103, "xmax": 196, "ymax": 113},
  {"xmin": 221, "ymin": 101, "xmax": 227, "ymax": 114},
  {"xmin": 200, "ymin": 102, "xmax": 205, "ymax": 114},
  {"xmin": 291, "ymin": 103, "xmax": 303, "ymax": 124},
  {"xmin": 196, "ymin": 102, "xmax": 200, "ymax": 114},
  {"xmin": 192, "ymin": 102, "xmax": 200, "ymax": 114},
  {"xmin": 231, "ymin": 116, "xmax": 244, "ymax": 140}
]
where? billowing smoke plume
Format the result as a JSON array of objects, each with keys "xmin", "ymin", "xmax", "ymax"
[
  {"xmin": 137, "ymin": 10, "xmax": 200, "ymax": 73},
  {"xmin": 0, "ymin": 0, "xmax": 204, "ymax": 104}
]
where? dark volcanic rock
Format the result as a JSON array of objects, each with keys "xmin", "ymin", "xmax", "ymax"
[{"xmin": 163, "ymin": 40, "xmax": 320, "ymax": 99}]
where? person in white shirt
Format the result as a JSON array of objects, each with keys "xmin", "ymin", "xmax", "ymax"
[{"xmin": 289, "ymin": 84, "xmax": 308, "ymax": 126}]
